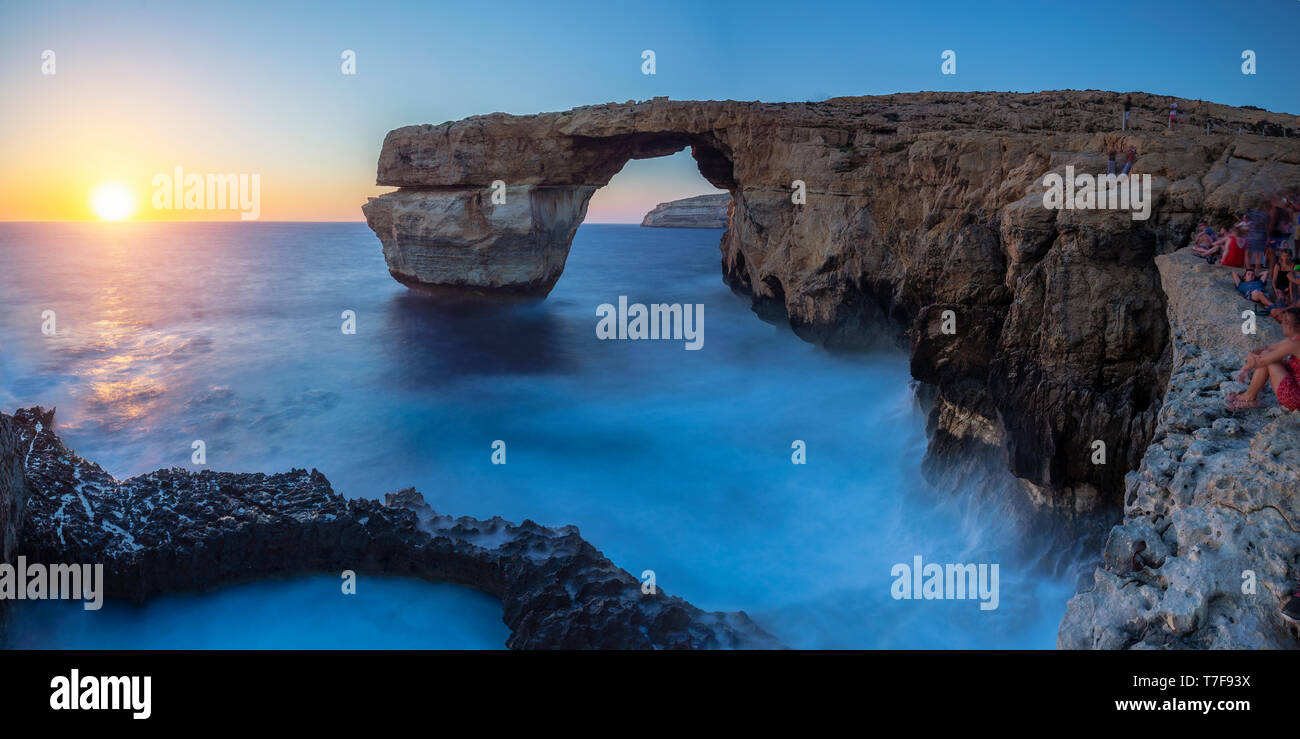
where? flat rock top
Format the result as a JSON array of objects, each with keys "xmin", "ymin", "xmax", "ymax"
[
  {"xmin": 415, "ymin": 91, "xmax": 1298, "ymax": 137},
  {"xmin": 377, "ymin": 90, "xmax": 1300, "ymax": 196},
  {"xmin": 1157, "ymin": 249, "xmax": 1284, "ymax": 356},
  {"xmin": 649, "ymin": 193, "xmax": 730, "ymax": 208}
]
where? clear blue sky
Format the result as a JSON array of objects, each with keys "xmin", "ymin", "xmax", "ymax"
[{"xmin": 2, "ymin": 0, "xmax": 1297, "ymax": 220}]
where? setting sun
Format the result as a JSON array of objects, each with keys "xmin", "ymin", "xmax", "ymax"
[{"xmin": 90, "ymin": 181, "xmax": 136, "ymax": 221}]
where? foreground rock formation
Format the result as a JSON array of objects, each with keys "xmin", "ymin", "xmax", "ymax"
[
  {"xmin": 0, "ymin": 408, "xmax": 780, "ymax": 649},
  {"xmin": 1059, "ymin": 250, "xmax": 1300, "ymax": 648},
  {"xmin": 0, "ymin": 414, "xmax": 27, "ymax": 629},
  {"xmin": 364, "ymin": 91, "xmax": 1300, "ymax": 509},
  {"xmin": 640, "ymin": 193, "xmax": 730, "ymax": 228}
]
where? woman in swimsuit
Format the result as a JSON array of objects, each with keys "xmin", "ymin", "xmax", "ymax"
[{"xmin": 1271, "ymin": 251, "xmax": 1294, "ymax": 300}]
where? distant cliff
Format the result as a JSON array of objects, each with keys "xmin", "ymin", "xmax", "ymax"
[{"xmin": 640, "ymin": 193, "xmax": 730, "ymax": 228}]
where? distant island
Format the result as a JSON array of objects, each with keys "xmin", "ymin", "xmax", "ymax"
[{"xmin": 640, "ymin": 193, "xmax": 729, "ymax": 228}]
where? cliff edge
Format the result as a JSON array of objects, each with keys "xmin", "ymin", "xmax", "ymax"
[{"xmin": 1059, "ymin": 249, "xmax": 1300, "ymax": 648}]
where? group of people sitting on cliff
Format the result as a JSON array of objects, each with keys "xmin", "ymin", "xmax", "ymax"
[
  {"xmin": 1192, "ymin": 195, "xmax": 1299, "ymax": 328},
  {"xmin": 1186, "ymin": 192, "xmax": 1300, "ymax": 412},
  {"xmin": 1192, "ymin": 193, "xmax": 1297, "ymax": 274}
]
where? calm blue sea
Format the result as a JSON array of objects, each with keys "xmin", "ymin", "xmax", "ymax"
[{"xmin": 0, "ymin": 222, "xmax": 1079, "ymax": 648}]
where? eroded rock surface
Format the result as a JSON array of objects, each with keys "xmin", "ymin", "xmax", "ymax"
[
  {"xmin": 4, "ymin": 407, "xmax": 780, "ymax": 650},
  {"xmin": 641, "ymin": 193, "xmax": 730, "ymax": 228},
  {"xmin": 0, "ymin": 413, "xmax": 28, "ymax": 628},
  {"xmin": 364, "ymin": 91, "xmax": 1300, "ymax": 507},
  {"xmin": 1059, "ymin": 250, "xmax": 1300, "ymax": 649}
]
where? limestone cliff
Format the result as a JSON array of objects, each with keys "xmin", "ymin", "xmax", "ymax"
[
  {"xmin": 363, "ymin": 91, "xmax": 1300, "ymax": 510},
  {"xmin": 641, "ymin": 193, "xmax": 730, "ymax": 227},
  {"xmin": 1059, "ymin": 250, "xmax": 1300, "ymax": 649}
]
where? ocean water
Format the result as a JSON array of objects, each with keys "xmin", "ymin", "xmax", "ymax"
[
  {"xmin": 0, "ymin": 222, "xmax": 1082, "ymax": 649},
  {"xmin": 5, "ymin": 576, "xmax": 508, "ymax": 649}
]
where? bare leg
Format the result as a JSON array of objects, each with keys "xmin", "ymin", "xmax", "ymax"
[
  {"xmin": 1266, "ymin": 361, "xmax": 1290, "ymax": 398},
  {"xmin": 1234, "ymin": 347, "xmax": 1271, "ymax": 387},
  {"xmin": 1241, "ymin": 365, "xmax": 1270, "ymax": 401}
]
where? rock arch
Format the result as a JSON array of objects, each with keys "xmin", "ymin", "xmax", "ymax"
[{"xmin": 363, "ymin": 111, "xmax": 737, "ymax": 297}]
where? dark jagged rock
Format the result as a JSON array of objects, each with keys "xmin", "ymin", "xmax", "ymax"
[
  {"xmin": 0, "ymin": 412, "xmax": 29, "ymax": 629},
  {"xmin": 0, "ymin": 413, "xmax": 25, "ymax": 564},
  {"xmin": 5, "ymin": 407, "xmax": 781, "ymax": 650}
]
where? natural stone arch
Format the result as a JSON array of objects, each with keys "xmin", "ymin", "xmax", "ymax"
[{"xmin": 363, "ymin": 120, "xmax": 737, "ymax": 297}]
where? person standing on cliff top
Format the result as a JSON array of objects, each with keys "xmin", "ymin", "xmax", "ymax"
[
  {"xmin": 1122, "ymin": 94, "xmax": 1132, "ymax": 131},
  {"xmin": 1227, "ymin": 306, "xmax": 1300, "ymax": 412},
  {"xmin": 1169, "ymin": 100, "xmax": 1178, "ymax": 130}
]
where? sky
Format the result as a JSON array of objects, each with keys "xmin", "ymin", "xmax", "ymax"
[{"xmin": 1, "ymin": 0, "xmax": 1297, "ymax": 222}]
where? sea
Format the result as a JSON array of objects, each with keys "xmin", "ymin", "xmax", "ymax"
[{"xmin": 0, "ymin": 222, "xmax": 1086, "ymax": 649}]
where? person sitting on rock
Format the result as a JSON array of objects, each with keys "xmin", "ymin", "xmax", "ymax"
[
  {"xmin": 1193, "ymin": 221, "xmax": 1212, "ymax": 246},
  {"xmin": 1234, "ymin": 268, "xmax": 1274, "ymax": 309},
  {"xmin": 1193, "ymin": 227, "xmax": 1223, "ymax": 261},
  {"xmin": 1191, "ymin": 221, "xmax": 1218, "ymax": 256},
  {"xmin": 1269, "ymin": 251, "xmax": 1296, "ymax": 304},
  {"xmin": 1227, "ymin": 306, "xmax": 1300, "ymax": 411},
  {"xmin": 1268, "ymin": 260, "xmax": 1300, "ymax": 323}
]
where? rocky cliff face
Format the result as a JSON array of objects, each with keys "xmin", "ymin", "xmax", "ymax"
[
  {"xmin": 363, "ymin": 91, "xmax": 1300, "ymax": 510},
  {"xmin": 5, "ymin": 408, "xmax": 780, "ymax": 649},
  {"xmin": 1059, "ymin": 251, "xmax": 1300, "ymax": 649},
  {"xmin": 641, "ymin": 193, "xmax": 730, "ymax": 228},
  {"xmin": 0, "ymin": 414, "xmax": 25, "ymax": 564},
  {"xmin": 0, "ymin": 413, "xmax": 28, "ymax": 630}
]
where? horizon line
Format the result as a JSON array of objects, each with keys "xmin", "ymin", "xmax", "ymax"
[{"xmin": 0, "ymin": 219, "xmax": 653, "ymax": 225}]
